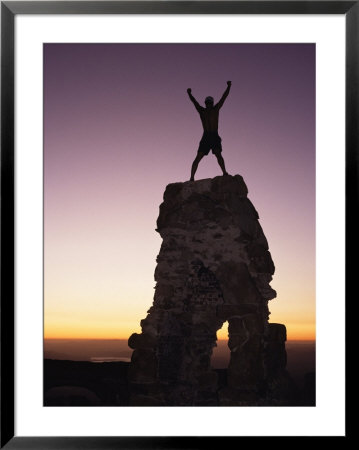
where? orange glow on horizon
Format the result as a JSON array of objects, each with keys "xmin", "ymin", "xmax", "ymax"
[{"xmin": 44, "ymin": 323, "xmax": 315, "ymax": 341}]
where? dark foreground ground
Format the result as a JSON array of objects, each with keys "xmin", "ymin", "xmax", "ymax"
[{"xmin": 44, "ymin": 341, "xmax": 315, "ymax": 407}]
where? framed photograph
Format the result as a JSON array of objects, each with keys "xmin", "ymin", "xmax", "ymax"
[{"xmin": 1, "ymin": 1, "xmax": 353, "ymax": 446}]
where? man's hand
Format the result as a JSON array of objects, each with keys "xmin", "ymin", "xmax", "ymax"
[
  {"xmin": 217, "ymin": 82, "xmax": 231, "ymax": 109},
  {"xmin": 187, "ymin": 88, "xmax": 202, "ymax": 112}
]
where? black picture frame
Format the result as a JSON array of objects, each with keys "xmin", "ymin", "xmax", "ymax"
[{"xmin": 1, "ymin": 1, "xmax": 354, "ymax": 447}]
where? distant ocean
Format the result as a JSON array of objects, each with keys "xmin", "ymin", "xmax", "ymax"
[
  {"xmin": 44, "ymin": 338, "xmax": 315, "ymax": 385},
  {"xmin": 90, "ymin": 356, "xmax": 131, "ymax": 363},
  {"xmin": 44, "ymin": 338, "xmax": 232, "ymax": 366}
]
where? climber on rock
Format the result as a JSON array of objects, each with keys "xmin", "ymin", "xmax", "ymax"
[{"xmin": 187, "ymin": 81, "xmax": 231, "ymax": 181}]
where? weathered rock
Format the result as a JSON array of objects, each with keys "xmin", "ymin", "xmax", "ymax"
[
  {"xmin": 217, "ymin": 304, "xmax": 257, "ymax": 319},
  {"xmin": 128, "ymin": 175, "xmax": 288, "ymax": 405},
  {"xmin": 128, "ymin": 333, "xmax": 157, "ymax": 350},
  {"xmin": 128, "ymin": 349, "xmax": 157, "ymax": 384},
  {"xmin": 268, "ymin": 323, "xmax": 287, "ymax": 342}
]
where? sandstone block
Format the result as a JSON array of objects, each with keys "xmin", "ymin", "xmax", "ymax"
[
  {"xmin": 128, "ymin": 332, "xmax": 157, "ymax": 350},
  {"xmin": 217, "ymin": 304, "xmax": 258, "ymax": 319},
  {"xmin": 268, "ymin": 323, "xmax": 287, "ymax": 342}
]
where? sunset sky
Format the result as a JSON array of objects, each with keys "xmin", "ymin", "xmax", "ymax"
[{"xmin": 44, "ymin": 43, "xmax": 315, "ymax": 341}]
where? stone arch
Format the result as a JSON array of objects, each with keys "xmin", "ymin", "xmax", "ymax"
[{"xmin": 128, "ymin": 175, "xmax": 287, "ymax": 406}]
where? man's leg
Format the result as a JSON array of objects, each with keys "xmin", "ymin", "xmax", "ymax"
[
  {"xmin": 214, "ymin": 151, "xmax": 229, "ymax": 176},
  {"xmin": 190, "ymin": 152, "xmax": 205, "ymax": 181}
]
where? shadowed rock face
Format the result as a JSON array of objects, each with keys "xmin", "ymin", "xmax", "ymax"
[{"xmin": 128, "ymin": 175, "xmax": 289, "ymax": 406}]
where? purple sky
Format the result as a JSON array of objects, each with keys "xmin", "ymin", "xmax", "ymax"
[{"xmin": 44, "ymin": 44, "xmax": 315, "ymax": 340}]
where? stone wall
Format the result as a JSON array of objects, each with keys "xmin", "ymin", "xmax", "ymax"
[{"xmin": 128, "ymin": 175, "xmax": 289, "ymax": 406}]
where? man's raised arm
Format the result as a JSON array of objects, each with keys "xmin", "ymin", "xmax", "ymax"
[
  {"xmin": 216, "ymin": 81, "xmax": 232, "ymax": 109},
  {"xmin": 187, "ymin": 88, "xmax": 203, "ymax": 113}
]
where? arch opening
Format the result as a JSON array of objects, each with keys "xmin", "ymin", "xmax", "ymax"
[{"xmin": 211, "ymin": 321, "xmax": 230, "ymax": 369}]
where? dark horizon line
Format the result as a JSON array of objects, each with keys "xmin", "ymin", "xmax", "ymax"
[{"xmin": 44, "ymin": 337, "xmax": 316, "ymax": 342}]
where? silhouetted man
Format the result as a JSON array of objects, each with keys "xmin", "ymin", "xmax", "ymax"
[{"xmin": 187, "ymin": 81, "xmax": 231, "ymax": 181}]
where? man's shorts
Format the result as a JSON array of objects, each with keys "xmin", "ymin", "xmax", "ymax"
[{"xmin": 198, "ymin": 131, "xmax": 222, "ymax": 155}]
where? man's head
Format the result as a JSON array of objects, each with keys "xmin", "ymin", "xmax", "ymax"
[{"xmin": 205, "ymin": 96, "xmax": 214, "ymax": 108}]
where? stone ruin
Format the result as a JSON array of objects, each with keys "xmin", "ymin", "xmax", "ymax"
[{"xmin": 128, "ymin": 175, "xmax": 292, "ymax": 406}]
